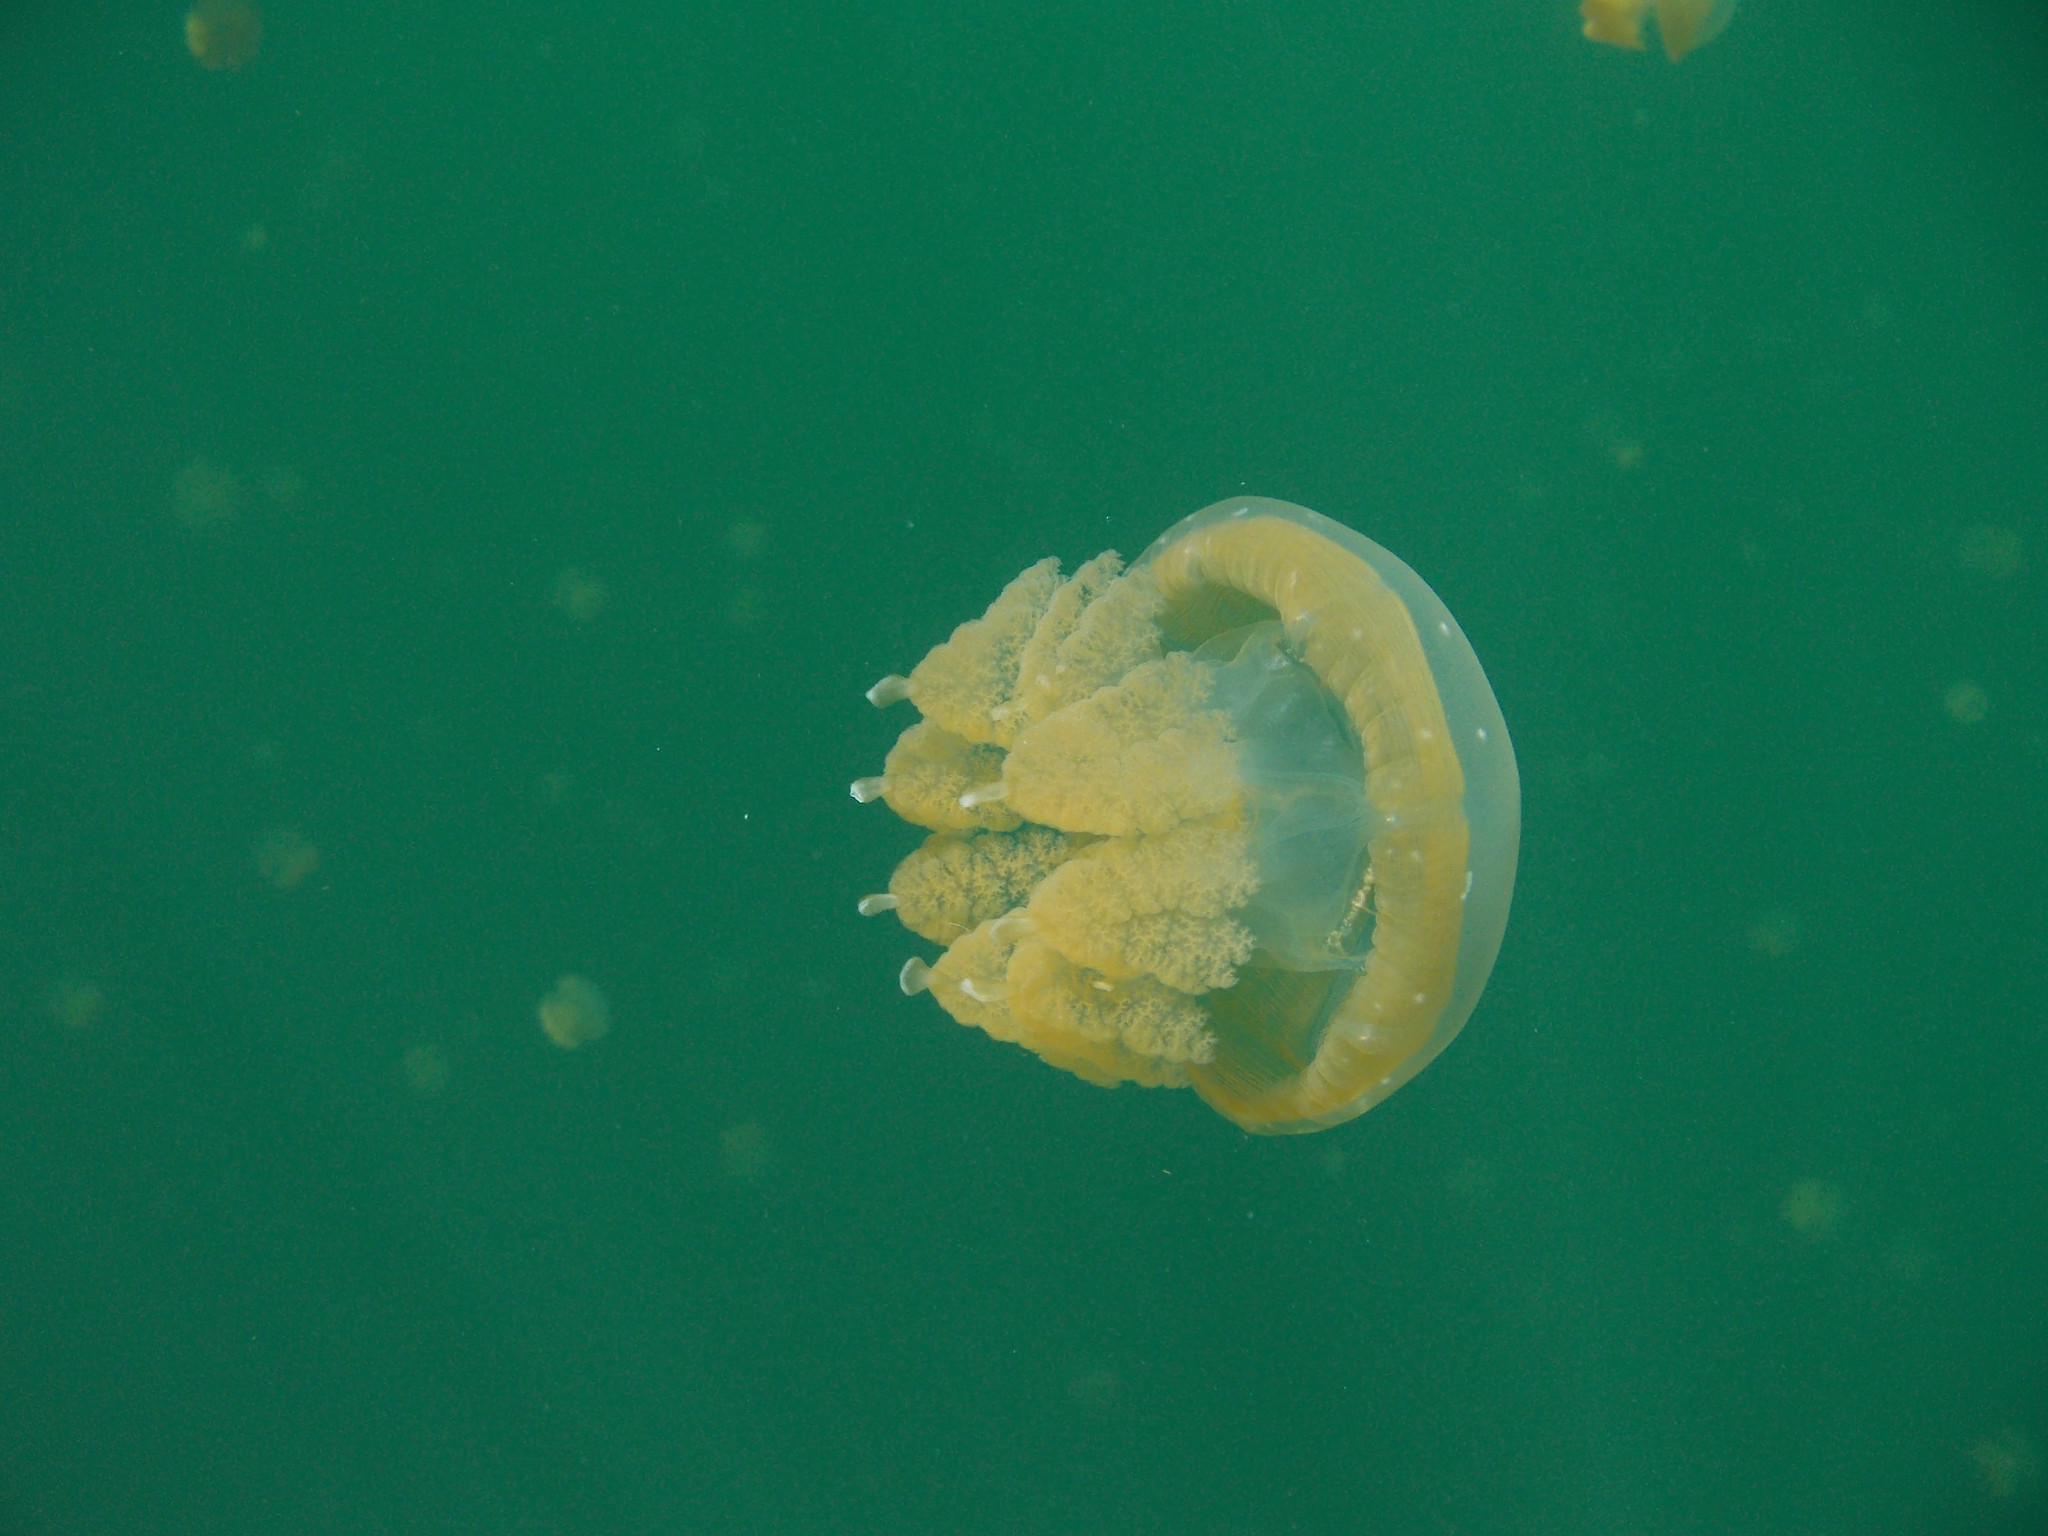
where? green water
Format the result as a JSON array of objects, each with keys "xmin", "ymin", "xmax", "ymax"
[{"xmin": 2, "ymin": 1, "xmax": 2043, "ymax": 1531}]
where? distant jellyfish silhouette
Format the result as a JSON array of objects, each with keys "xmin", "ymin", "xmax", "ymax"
[
  {"xmin": 185, "ymin": 0, "xmax": 262, "ymax": 70},
  {"xmin": 47, "ymin": 977, "xmax": 107, "ymax": 1031},
  {"xmin": 538, "ymin": 974, "xmax": 609, "ymax": 1050},
  {"xmin": 173, "ymin": 457, "xmax": 244, "ymax": 532},
  {"xmin": 1970, "ymin": 1426, "xmax": 2042, "ymax": 1500},
  {"xmin": 854, "ymin": 498, "xmax": 1519, "ymax": 1134},
  {"xmin": 401, "ymin": 1042, "xmax": 452, "ymax": 1097},
  {"xmin": 1781, "ymin": 1177, "xmax": 1843, "ymax": 1239},
  {"xmin": 255, "ymin": 825, "xmax": 320, "ymax": 891},
  {"xmin": 551, "ymin": 567, "xmax": 608, "ymax": 623}
]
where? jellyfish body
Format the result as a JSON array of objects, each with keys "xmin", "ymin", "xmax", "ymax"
[
  {"xmin": 1580, "ymin": 0, "xmax": 1736, "ymax": 61},
  {"xmin": 185, "ymin": 0, "xmax": 262, "ymax": 70},
  {"xmin": 857, "ymin": 499, "xmax": 1519, "ymax": 1134},
  {"xmin": 538, "ymin": 974, "xmax": 610, "ymax": 1050}
]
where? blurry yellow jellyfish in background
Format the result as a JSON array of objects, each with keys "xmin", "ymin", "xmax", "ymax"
[
  {"xmin": 173, "ymin": 458, "xmax": 244, "ymax": 533},
  {"xmin": 854, "ymin": 498, "xmax": 1520, "ymax": 1134},
  {"xmin": 1746, "ymin": 905, "xmax": 1801, "ymax": 958},
  {"xmin": 1781, "ymin": 1177, "xmax": 1843, "ymax": 1239},
  {"xmin": 1580, "ymin": 0, "xmax": 1735, "ymax": 61},
  {"xmin": 719, "ymin": 1118, "xmax": 775, "ymax": 1181},
  {"xmin": 1943, "ymin": 680, "xmax": 1990, "ymax": 726},
  {"xmin": 255, "ymin": 825, "xmax": 321, "ymax": 891},
  {"xmin": 538, "ymin": 974, "xmax": 610, "ymax": 1050},
  {"xmin": 400, "ymin": 1042, "xmax": 452, "ymax": 1097},
  {"xmin": 1956, "ymin": 524, "xmax": 2023, "ymax": 581},
  {"xmin": 185, "ymin": 0, "xmax": 262, "ymax": 70},
  {"xmin": 1582, "ymin": 412, "xmax": 1644, "ymax": 472},
  {"xmin": 1969, "ymin": 1426, "xmax": 2042, "ymax": 1500},
  {"xmin": 551, "ymin": 567, "xmax": 609, "ymax": 623},
  {"xmin": 47, "ymin": 977, "xmax": 107, "ymax": 1031},
  {"xmin": 1066, "ymin": 1364, "xmax": 1124, "ymax": 1413}
]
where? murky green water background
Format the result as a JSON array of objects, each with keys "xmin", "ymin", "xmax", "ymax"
[{"xmin": 3, "ymin": 2, "xmax": 2044, "ymax": 1532}]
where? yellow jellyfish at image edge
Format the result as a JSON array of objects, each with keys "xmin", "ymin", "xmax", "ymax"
[
  {"xmin": 1581, "ymin": 0, "xmax": 1736, "ymax": 61},
  {"xmin": 852, "ymin": 497, "xmax": 1520, "ymax": 1134}
]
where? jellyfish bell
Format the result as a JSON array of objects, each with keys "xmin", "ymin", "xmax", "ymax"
[
  {"xmin": 1580, "ymin": 0, "xmax": 1736, "ymax": 61},
  {"xmin": 856, "ymin": 497, "xmax": 1519, "ymax": 1134},
  {"xmin": 185, "ymin": 0, "xmax": 262, "ymax": 71},
  {"xmin": 537, "ymin": 974, "xmax": 610, "ymax": 1050}
]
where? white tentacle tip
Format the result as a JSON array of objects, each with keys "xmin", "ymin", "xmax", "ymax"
[{"xmin": 865, "ymin": 674, "xmax": 911, "ymax": 708}]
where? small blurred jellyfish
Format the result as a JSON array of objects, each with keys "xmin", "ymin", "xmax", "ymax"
[
  {"xmin": 538, "ymin": 974, "xmax": 609, "ymax": 1049},
  {"xmin": 186, "ymin": 0, "xmax": 261, "ymax": 70},
  {"xmin": 1065, "ymin": 1365, "xmax": 1124, "ymax": 1413},
  {"xmin": 1969, "ymin": 1426, "xmax": 2041, "ymax": 1500},
  {"xmin": 719, "ymin": 1118, "xmax": 774, "ymax": 1180},
  {"xmin": 1747, "ymin": 906, "xmax": 1802, "ymax": 957},
  {"xmin": 173, "ymin": 458, "xmax": 244, "ymax": 533},
  {"xmin": 726, "ymin": 519, "xmax": 768, "ymax": 560},
  {"xmin": 1944, "ymin": 681, "xmax": 1990, "ymax": 726},
  {"xmin": 1583, "ymin": 412, "xmax": 1644, "ymax": 471},
  {"xmin": 1781, "ymin": 1177, "xmax": 1842, "ymax": 1239},
  {"xmin": 256, "ymin": 826, "xmax": 321, "ymax": 891},
  {"xmin": 401, "ymin": 1042, "xmax": 452, "ymax": 1097},
  {"xmin": 1957, "ymin": 525, "xmax": 2023, "ymax": 582},
  {"xmin": 551, "ymin": 568, "xmax": 608, "ymax": 623},
  {"xmin": 47, "ymin": 977, "xmax": 106, "ymax": 1030}
]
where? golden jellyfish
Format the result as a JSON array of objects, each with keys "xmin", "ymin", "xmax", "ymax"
[
  {"xmin": 719, "ymin": 1118, "xmax": 775, "ymax": 1181},
  {"xmin": 185, "ymin": 0, "xmax": 262, "ymax": 71},
  {"xmin": 1781, "ymin": 1177, "xmax": 1843, "ymax": 1239},
  {"xmin": 1580, "ymin": 0, "xmax": 1735, "ymax": 61},
  {"xmin": 47, "ymin": 977, "xmax": 107, "ymax": 1031},
  {"xmin": 1969, "ymin": 1426, "xmax": 2042, "ymax": 1500},
  {"xmin": 551, "ymin": 567, "xmax": 608, "ymax": 623},
  {"xmin": 400, "ymin": 1042, "xmax": 452, "ymax": 1097},
  {"xmin": 255, "ymin": 825, "xmax": 320, "ymax": 891},
  {"xmin": 853, "ymin": 498, "xmax": 1520, "ymax": 1134},
  {"xmin": 173, "ymin": 457, "xmax": 244, "ymax": 533},
  {"xmin": 1956, "ymin": 524, "xmax": 2023, "ymax": 581},
  {"xmin": 1943, "ymin": 680, "xmax": 1990, "ymax": 726},
  {"xmin": 538, "ymin": 974, "xmax": 610, "ymax": 1050}
]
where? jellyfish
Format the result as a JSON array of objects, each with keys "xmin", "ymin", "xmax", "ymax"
[
  {"xmin": 538, "ymin": 974, "xmax": 609, "ymax": 1050},
  {"xmin": 47, "ymin": 977, "xmax": 107, "ymax": 1031},
  {"xmin": 255, "ymin": 825, "xmax": 320, "ymax": 891},
  {"xmin": 1943, "ymin": 680, "xmax": 1990, "ymax": 726},
  {"xmin": 1969, "ymin": 1426, "xmax": 2042, "ymax": 1500},
  {"xmin": 185, "ymin": 0, "xmax": 262, "ymax": 71},
  {"xmin": 1580, "ymin": 0, "xmax": 1735, "ymax": 61},
  {"xmin": 1957, "ymin": 524, "xmax": 2023, "ymax": 581},
  {"xmin": 551, "ymin": 567, "xmax": 608, "ymax": 623},
  {"xmin": 400, "ymin": 1042, "xmax": 452, "ymax": 1096},
  {"xmin": 854, "ymin": 498, "xmax": 1519, "ymax": 1134},
  {"xmin": 173, "ymin": 457, "xmax": 244, "ymax": 533},
  {"xmin": 1781, "ymin": 1177, "xmax": 1843, "ymax": 1239},
  {"xmin": 718, "ymin": 1118, "xmax": 775, "ymax": 1181}
]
